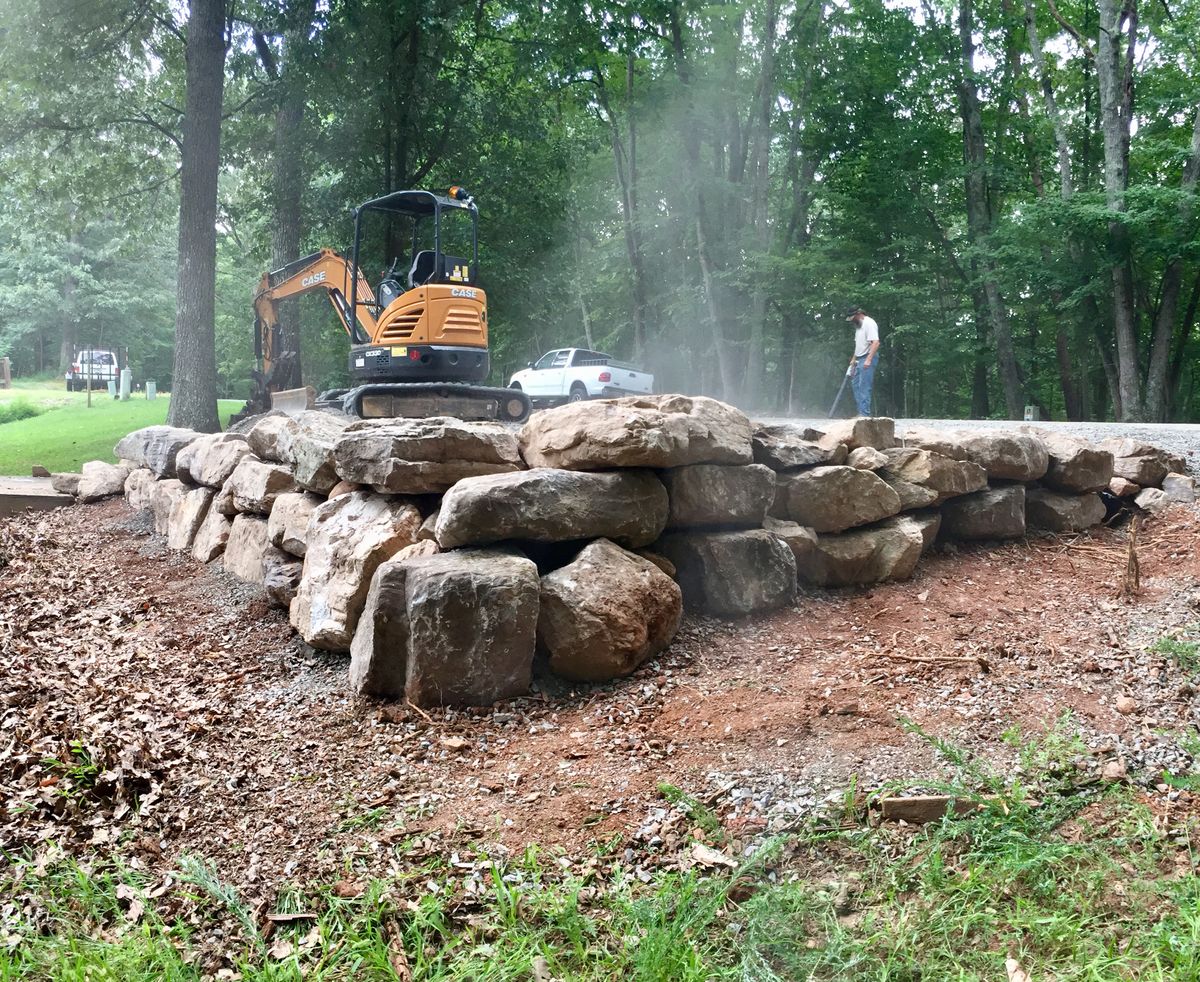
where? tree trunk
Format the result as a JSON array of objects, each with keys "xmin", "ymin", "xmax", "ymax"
[
  {"xmin": 168, "ymin": 0, "xmax": 225, "ymax": 433},
  {"xmin": 741, "ymin": 0, "xmax": 778, "ymax": 409},
  {"xmin": 1096, "ymin": 0, "xmax": 1140, "ymax": 419},
  {"xmin": 59, "ymin": 225, "xmax": 81, "ymax": 374},
  {"xmin": 266, "ymin": 0, "xmax": 316, "ymax": 392},
  {"xmin": 1144, "ymin": 104, "xmax": 1200, "ymax": 420},
  {"xmin": 958, "ymin": 0, "xmax": 1023, "ymax": 418}
]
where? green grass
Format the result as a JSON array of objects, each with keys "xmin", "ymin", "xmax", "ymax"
[
  {"xmin": 5, "ymin": 722, "xmax": 1200, "ymax": 979},
  {"xmin": 0, "ymin": 388, "xmax": 243, "ymax": 475}
]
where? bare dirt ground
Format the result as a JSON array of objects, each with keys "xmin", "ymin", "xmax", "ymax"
[{"xmin": 3, "ymin": 496, "xmax": 1200, "ymax": 907}]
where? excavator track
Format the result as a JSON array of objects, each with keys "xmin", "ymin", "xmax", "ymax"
[{"xmin": 333, "ymin": 382, "xmax": 532, "ymax": 423}]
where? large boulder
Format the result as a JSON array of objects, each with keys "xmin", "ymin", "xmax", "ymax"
[
  {"xmin": 123, "ymin": 469, "xmax": 156, "ymax": 512},
  {"xmin": 50, "ymin": 472, "xmax": 81, "ymax": 496},
  {"xmin": 898, "ymin": 511, "xmax": 942, "ymax": 554},
  {"xmin": 799, "ymin": 517, "xmax": 925, "ymax": 587},
  {"xmin": 1100, "ymin": 439, "xmax": 1187, "ymax": 488},
  {"xmin": 663, "ymin": 463, "xmax": 775, "ymax": 529},
  {"xmin": 435, "ymin": 468, "xmax": 668, "ymax": 549},
  {"xmin": 333, "ymin": 417, "xmax": 523, "ymax": 493},
  {"xmin": 1033, "ymin": 431, "xmax": 1114, "ymax": 493},
  {"xmin": 939, "ymin": 486, "xmax": 1026, "ymax": 540},
  {"xmin": 224, "ymin": 457, "xmax": 298, "ymax": 515},
  {"xmin": 290, "ymin": 492, "xmax": 422, "ymax": 652},
  {"xmin": 167, "ymin": 486, "xmax": 215, "ymax": 551},
  {"xmin": 818, "ymin": 417, "xmax": 895, "ymax": 452},
  {"xmin": 538, "ymin": 539, "xmax": 683, "ymax": 682},
  {"xmin": 150, "ymin": 479, "xmax": 188, "ymax": 536},
  {"xmin": 222, "ymin": 514, "xmax": 271, "ymax": 583},
  {"xmin": 175, "ymin": 432, "xmax": 251, "ymax": 489},
  {"xmin": 773, "ymin": 466, "xmax": 901, "ymax": 533},
  {"xmin": 878, "ymin": 447, "xmax": 987, "ymax": 503},
  {"xmin": 879, "ymin": 475, "xmax": 939, "ymax": 511},
  {"xmin": 1025, "ymin": 488, "xmax": 1106, "ymax": 532},
  {"xmin": 519, "ymin": 394, "xmax": 753, "ymax": 470},
  {"xmin": 655, "ymin": 529, "xmax": 797, "ymax": 617},
  {"xmin": 1162, "ymin": 472, "xmax": 1196, "ymax": 504},
  {"xmin": 897, "ymin": 426, "xmax": 970, "ymax": 461},
  {"xmin": 288, "ymin": 411, "xmax": 354, "ymax": 494},
  {"xmin": 957, "ymin": 432, "xmax": 1049, "ymax": 482},
  {"xmin": 350, "ymin": 549, "xmax": 539, "ymax": 706},
  {"xmin": 267, "ymin": 491, "xmax": 322, "ymax": 557},
  {"xmin": 191, "ymin": 507, "xmax": 233, "ymax": 563},
  {"xmin": 751, "ymin": 422, "xmax": 846, "ymax": 470},
  {"xmin": 113, "ymin": 426, "xmax": 202, "ymax": 478},
  {"xmin": 263, "ymin": 548, "xmax": 303, "ymax": 609},
  {"xmin": 762, "ymin": 517, "xmax": 820, "ymax": 568},
  {"xmin": 246, "ymin": 413, "xmax": 300, "ymax": 463},
  {"xmin": 846, "ymin": 447, "xmax": 887, "ymax": 471},
  {"xmin": 77, "ymin": 460, "xmax": 133, "ymax": 503}
]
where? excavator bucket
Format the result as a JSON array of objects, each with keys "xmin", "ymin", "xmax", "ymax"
[{"xmin": 269, "ymin": 386, "xmax": 317, "ymax": 416}]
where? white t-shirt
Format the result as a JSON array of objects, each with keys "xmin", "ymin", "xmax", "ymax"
[{"xmin": 854, "ymin": 315, "xmax": 879, "ymax": 358}]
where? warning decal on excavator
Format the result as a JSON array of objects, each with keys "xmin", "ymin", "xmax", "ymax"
[{"xmin": 390, "ymin": 347, "xmax": 407, "ymax": 357}]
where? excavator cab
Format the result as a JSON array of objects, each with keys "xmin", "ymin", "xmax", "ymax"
[{"xmin": 244, "ymin": 187, "xmax": 530, "ymax": 423}]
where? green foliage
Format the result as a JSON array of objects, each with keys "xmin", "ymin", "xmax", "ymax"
[{"xmin": 0, "ymin": 398, "xmax": 42, "ymax": 425}]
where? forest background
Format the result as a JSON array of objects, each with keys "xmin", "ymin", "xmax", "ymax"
[{"xmin": 0, "ymin": 0, "xmax": 1197, "ymax": 424}]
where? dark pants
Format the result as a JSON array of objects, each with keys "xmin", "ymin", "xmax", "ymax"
[{"xmin": 851, "ymin": 355, "xmax": 876, "ymax": 416}]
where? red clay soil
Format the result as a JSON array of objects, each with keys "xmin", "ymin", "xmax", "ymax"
[{"xmin": 2, "ymin": 498, "xmax": 1199, "ymax": 901}]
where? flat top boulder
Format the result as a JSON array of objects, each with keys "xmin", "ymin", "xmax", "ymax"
[
  {"xmin": 114, "ymin": 425, "xmax": 203, "ymax": 478},
  {"xmin": 175, "ymin": 432, "xmax": 251, "ymax": 488},
  {"xmin": 898, "ymin": 426, "xmax": 970, "ymax": 461},
  {"xmin": 775, "ymin": 465, "xmax": 902, "ymax": 533},
  {"xmin": 752, "ymin": 422, "xmax": 846, "ymax": 470},
  {"xmin": 956, "ymin": 431, "xmax": 1048, "ymax": 482},
  {"xmin": 818, "ymin": 417, "xmax": 895, "ymax": 452},
  {"xmin": 335, "ymin": 417, "xmax": 523, "ymax": 493},
  {"xmin": 1027, "ymin": 430, "xmax": 1113, "ymax": 493},
  {"xmin": 435, "ymin": 467, "xmax": 668, "ymax": 549},
  {"xmin": 519, "ymin": 394, "xmax": 753, "ymax": 470}
]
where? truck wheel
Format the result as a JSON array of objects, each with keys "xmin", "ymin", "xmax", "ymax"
[
  {"xmin": 568, "ymin": 383, "xmax": 588, "ymax": 403},
  {"xmin": 509, "ymin": 382, "xmax": 522, "ymax": 390}
]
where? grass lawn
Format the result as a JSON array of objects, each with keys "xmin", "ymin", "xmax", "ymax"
[
  {"xmin": 5, "ymin": 721, "xmax": 1200, "ymax": 979},
  {"xmin": 0, "ymin": 384, "xmax": 243, "ymax": 475}
]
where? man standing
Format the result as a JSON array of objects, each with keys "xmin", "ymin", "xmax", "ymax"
[{"xmin": 846, "ymin": 305, "xmax": 880, "ymax": 416}]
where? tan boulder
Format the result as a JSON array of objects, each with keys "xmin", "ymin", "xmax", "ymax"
[
  {"xmin": 435, "ymin": 468, "xmax": 668, "ymax": 549},
  {"xmin": 751, "ymin": 423, "xmax": 846, "ymax": 470},
  {"xmin": 267, "ymin": 491, "xmax": 323, "ymax": 558},
  {"xmin": 800, "ymin": 517, "xmax": 925, "ymax": 587},
  {"xmin": 191, "ymin": 507, "xmax": 233, "ymax": 563},
  {"xmin": 878, "ymin": 447, "xmax": 987, "ymax": 503},
  {"xmin": 225, "ymin": 457, "xmax": 298, "ymax": 515},
  {"xmin": 1031, "ymin": 431, "xmax": 1114, "ymax": 493},
  {"xmin": 350, "ymin": 548, "xmax": 539, "ymax": 705},
  {"xmin": 123, "ymin": 469, "xmax": 156, "ymax": 511},
  {"xmin": 50, "ymin": 472, "xmax": 82, "ymax": 496},
  {"xmin": 1099, "ymin": 439, "xmax": 1185, "ymax": 488},
  {"xmin": 818, "ymin": 417, "xmax": 895, "ymax": 451},
  {"xmin": 957, "ymin": 432, "xmax": 1048, "ymax": 482},
  {"xmin": 77, "ymin": 460, "xmax": 133, "ymax": 503},
  {"xmin": 291, "ymin": 492, "xmax": 422, "ymax": 652},
  {"xmin": 774, "ymin": 466, "xmax": 901, "ymax": 533},
  {"xmin": 334, "ymin": 416, "xmax": 523, "ymax": 493},
  {"xmin": 538, "ymin": 539, "xmax": 682, "ymax": 682},
  {"xmin": 662, "ymin": 463, "xmax": 775, "ymax": 529},
  {"xmin": 150, "ymin": 479, "xmax": 188, "ymax": 535},
  {"xmin": 167, "ymin": 486, "xmax": 215, "ymax": 551},
  {"xmin": 223, "ymin": 514, "xmax": 271, "ymax": 583},
  {"xmin": 519, "ymin": 394, "xmax": 753, "ymax": 470},
  {"xmin": 175, "ymin": 432, "xmax": 251, "ymax": 488}
]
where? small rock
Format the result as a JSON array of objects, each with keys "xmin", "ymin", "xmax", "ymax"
[
  {"xmin": 30, "ymin": 464, "xmax": 50, "ymax": 478},
  {"xmin": 1114, "ymin": 695, "xmax": 1137, "ymax": 715},
  {"xmin": 1101, "ymin": 759, "xmax": 1127, "ymax": 781}
]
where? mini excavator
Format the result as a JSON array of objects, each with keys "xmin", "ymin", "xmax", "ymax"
[{"xmin": 242, "ymin": 187, "xmax": 531, "ymax": 423}]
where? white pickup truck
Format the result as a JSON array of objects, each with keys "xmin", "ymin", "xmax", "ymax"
[{"xmin": 508, "ymin": 348, "xmax": 654, "ymax": 404}]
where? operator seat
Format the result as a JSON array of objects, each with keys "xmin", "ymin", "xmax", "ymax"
[
  {"xmin": 409, "ymin": 250, "xmax": 437, "ymax": 288},
  {"xmin": 377, "ymin": 277, "xmax": 403, "ymax": 308}
]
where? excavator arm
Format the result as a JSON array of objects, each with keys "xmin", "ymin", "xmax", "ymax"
[{"xmin": 248, "ymin": 249, "xmax": 381, "ymax": 413}]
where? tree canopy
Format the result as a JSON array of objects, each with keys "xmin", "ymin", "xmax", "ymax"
[{"xmin": 0, "ymin": 0, "xmax": 1197, "ymax": 422}]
